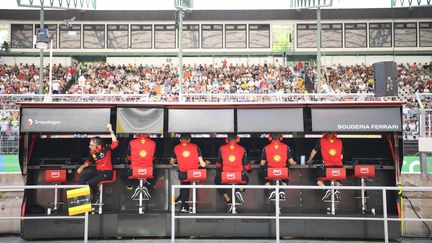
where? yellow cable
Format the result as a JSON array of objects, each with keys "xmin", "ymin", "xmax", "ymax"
[{"xmin": 398, "ymin": 181, "xmax": 404, "ymax": 236}]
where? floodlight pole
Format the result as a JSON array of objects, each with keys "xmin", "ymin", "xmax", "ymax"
[
  {"xmin": 178, "ymin": 9, "xmax": 184, "ymax": 101},
  {"xmin": 39, "ymin": 7, "xmax": 44, "ymax": 94},
  {"xmin": 48, "ymin": 39, "xmax": 53, "ymax": 101},
  {"xmin": 316, "ymin": 6, "xmax": 321, "ymax": 93}
]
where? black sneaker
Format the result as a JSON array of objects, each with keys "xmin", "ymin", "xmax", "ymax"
[
  {"xmin": 174, "ymin": 196, "xmax": 181, "ymax": 205},
  {"xmin": 91, "ymin": 197, "xmax": 99, "ymax": 205},
  {"xmin": 279, "ymin": 191, "xmax": 286, "ymax": 200},
  {"xmin": 91, "ymin": 192, "xmax": 100, "ymax": 204},
  {"xmin": 227, "ymin": 204, "xmax": 233, "ymax": 213},
  {"xmin": 180, "ymin": 206, "xmax": 190, "ymax": 213},
  {"xmin": 268, "ymin": 191, "xmax": 276, "ymax": 200},
  {"xmin": 321, "ymin": 189, "xmax": 332, "ymax": 201},
  {"xmin": 235, "ymin": 191, "xmax": 245, "ymax": 204},
  {"xmin": 335, "ymin": 190, "xmax": 341, "ymax": 202}
]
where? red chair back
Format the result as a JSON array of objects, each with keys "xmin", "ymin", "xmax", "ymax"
[
  {"xmin": 354, "ymin": 165, "xmax": 375, "ymax": 178},
  {"xmin": 132, "ymin": 167, "xmax": 153, "ymax": 179},
  {"xmin": 45, "ymin": 170, "xmax": 67, "ymax": 183},
  {"xmin": 266, "ymin": 167, "xmax": 289, "ymax": 180},
  {"xmin": 221, "ymin": 172, "xmax": 243, "ymax": 184},
  {"xmin": 187, "ymin": 169, "xmax": 207, "ymax": 182},
  {"xmin": 325, "ymin": 168, "xmax": 346, "ymax": 180}
]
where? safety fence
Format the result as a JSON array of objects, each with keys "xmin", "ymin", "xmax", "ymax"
[
  {"xmin": 0, "ymin": 185, "xmax": 89, "ymax": 243},
  {"xmin": 415, "ymin": 93, "xmax": 432, "ymax": 179},
  {"xmin": 0, "ymin": 93, "xmax": 398, "ymax": 106},
  {"xmin": 48, "ymin": 93, "xmax": 150, "ymax": 103},
  {"xmin": 0, "ymin": 108, "xmax": 19, "ymax": 155},
  {"xmin": 416, "ymin": 93, "xmax": 432, "ymax": 138},
  {"xmin": 179, "ymin": 93, "xmax": 382, "ymax": 103},
  {"xmin": 171, "ymin": 184, "xmax": 432, "ymax": 243}
]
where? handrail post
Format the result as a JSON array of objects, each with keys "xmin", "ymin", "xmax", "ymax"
[
  {"xmin": 84, "ymin": 212, "xmax": 89, "ymax": 243},
  {"xmin": 192, "ymin": 182, "xmax": 197, "ymax": 214},
  {"xmin": 382, "ymin": 189, "xmax": 389, "ymax": 243},
  {"xmin": 275, "ymin": 180, "xmax": 280, "ymax": 243},
  {"xmin": 171, "ymin": 185, "xmax": 176, "ymax": 243},
  {"xmin": 231, "ymin": 184, "xmax": 236, "ymax": 214}
]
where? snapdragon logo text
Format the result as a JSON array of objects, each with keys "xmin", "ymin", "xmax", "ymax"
[{"xmin": 26, "ymin": 118, "xmax": 62, "ymax": 126}]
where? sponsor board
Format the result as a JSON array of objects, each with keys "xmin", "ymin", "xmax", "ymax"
[
  {"xmin": 237, "ymin": 108, "xmax": 304, "ymax": 132},
  {"xmin": 0, "ymin": 155, "xmax": 21, "ymax": 173},
  {"xmin": 401, "ymin": 156, "xmax": 432, "ymax": 174},
  {"xmin": 66, "ymin": 186, "xmax": 92, "ymax": 216},
  {"xmin": 312, "ymin": 107, "xmax": 402, "ymax": 132},
  {"xmin": 21, "ymin": 108, "xmax": 110, "ymax": 132}
]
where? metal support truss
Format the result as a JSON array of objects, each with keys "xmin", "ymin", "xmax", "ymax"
[
  {"xmin": 290, "ymin": 0, "xmax": 333, "ymax": 9},
  {"xmin": 391, "ymin": 0, "xmax": 432, "ymax": 8},
  {"xmin": 16, "ymin": 0, "xmax": 96, "ymax": 10}
]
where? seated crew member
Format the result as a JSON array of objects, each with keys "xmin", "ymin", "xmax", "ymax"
[
  {"xmin": 125, "ymin": 133, "xmax": 156, "ymax": 199},
  {"xmin": 169, "ymin": 133, "xmax": 207, "ymax": 213},
  {"xmin": 307, "ymin": 132, "xmax": 343, "ymax": 201},
  {"xmin": 214, "ymin": 133, "xmax": 252, "ymax": 212},
  {"xmin": 260, "ymin": 133, "xmax": 297, "ymax": 200},
  {"xmin": 77, "ymin": 123, "xmax": 118, "ymax": 203}
]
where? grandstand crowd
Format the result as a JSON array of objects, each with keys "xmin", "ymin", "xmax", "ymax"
[{"xmin": 1, "ymin": 60, "xmax": 432, "ymax": 141}]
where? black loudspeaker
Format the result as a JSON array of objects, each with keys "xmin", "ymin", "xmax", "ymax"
[{"xmin": 373, "ymin": 61, "xmax": 397, "ymax": 97}]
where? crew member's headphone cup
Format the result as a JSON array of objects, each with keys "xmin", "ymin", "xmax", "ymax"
[
  {"xmin": 268, "ymin": 133, "xmax": 283, "ymax": 141},
  {"xmin": 92, "ymin": 137, "xmax": 103, "ymax": 151}
]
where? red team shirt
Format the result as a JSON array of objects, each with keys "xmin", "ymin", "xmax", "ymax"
[
  {"xmin": 174, "ymin": 142, "xmax": 200, "ymax": 172},
  {"xmin": 85, "ymin": 140, "xmax": 119, "ymax": 170},
  {"xmin": 128, "ymin": 135, "xmax": 156, "ymax": 168}
]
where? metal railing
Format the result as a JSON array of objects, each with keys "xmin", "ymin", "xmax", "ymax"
[
  {"xmin": 179, "ymin": 93, "xmax": 388, "ymax": 103},
  {"xmin": 0, "ymin": 93, "xmax": 401, "ymax": 106},
  {"xmin": 48, "ymin": 93, "xmax": 150, "ymax": 103},
  {"xmin": 415, "ymin": 93, "xmax": 432, "ymax": 179},
  {"xmin": 0, "ymin": 108, "xmax": 20, "ymax": 155},
  {"xmin": 0, "ymin": 94, "xmax": 46, "ymax": 109},
  {"xmin": 416, "ymin": 93, "xmax": 432, "ymax": 138},
  {"xmin": 0, "ymin": 134, "xmax": 19, "ymax": 155},
  {"xmin": 171, "ymin": 184, "xmax": 432, "ymax": 243},
  {"xmin": 0, "ymin": 185, "xmax": 90, "ymax": 243},
  {"xmin": 180, "ymin": 93, "xmax": 281, "ymax": 103}
]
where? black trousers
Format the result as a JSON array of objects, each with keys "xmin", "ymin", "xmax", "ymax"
[
  {"xmin": 214, "ymin": 170, "xmax": 249, "ymax": 195},
  {"xmin": 78, "ymin": 170, "xmax": 112, "ymax": 195},
  {"xmin": 177, "ymin": 171, "xmax": 192, "ymax": 209}
]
